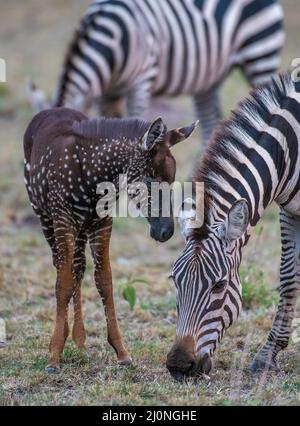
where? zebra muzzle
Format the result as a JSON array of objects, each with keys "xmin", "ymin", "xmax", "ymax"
[{"xmin": 166, "ymin": 336, "xmax": 212, "ymax": 381}]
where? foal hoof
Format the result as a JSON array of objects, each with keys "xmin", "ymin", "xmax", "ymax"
[
  {"xmin": 118, "ymin": 356, "xmax": 133, "ymax": 366},
  {"xmin": 45, "ymin": 365, "xmax": 60, "ymax": 374},
  {"xmin": 250, "ymin": 357, "xmax": 279, "ymax": 374}
]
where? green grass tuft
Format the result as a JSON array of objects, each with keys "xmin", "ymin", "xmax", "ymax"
[{"xmin": 240, "ymin": 265, "xmax": 279, "ymax": 309}]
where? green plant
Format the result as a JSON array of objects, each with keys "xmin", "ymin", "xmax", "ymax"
[
  {"xmin": 118, "ymin": 274, "xmax": 148, "ymax": 310},
  {"xmin": 240, "ymin": 264, "xmax": 279, "ymax": 309},
  {"xmin": 31, "ymin": 356, "xmax": 48, "ymax": 371},
  {"xmin": 63, "ymin": 342, "xmax": 89, "ymax": 365}
]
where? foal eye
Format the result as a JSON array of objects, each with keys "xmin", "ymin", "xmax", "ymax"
[{"xmin": 212, "ymin": 280, "xmax": 227, "ymax": 293}]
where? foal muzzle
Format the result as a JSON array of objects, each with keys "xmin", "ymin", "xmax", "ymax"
[{"xmin": 150, "ymin": 219, "xmax": 174, "ymax": 242}]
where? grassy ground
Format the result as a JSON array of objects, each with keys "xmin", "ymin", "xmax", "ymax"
[{"xmin": 0, "ymin": 0, "xmax": 299, "ymax": 406}]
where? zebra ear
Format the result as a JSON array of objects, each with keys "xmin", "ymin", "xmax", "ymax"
[
  {"xmin": 142, "ymin": 118, "xmax": 166, "ymax": 151},
  {"xmin": 219, "ymin": 199, "xmax": 249, "ymax": 241},
  {"xmin": 167, "ymin": 120, "xmax": 199, "ymax": 147}
]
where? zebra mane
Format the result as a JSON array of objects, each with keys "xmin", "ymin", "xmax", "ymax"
[
  {"xmin": 192, "ymin": 72, "xmax": 296, "ymax": 235},
  {"xmin": 72, "ymin": 117, "xmax": 150, "ymax": 141}
]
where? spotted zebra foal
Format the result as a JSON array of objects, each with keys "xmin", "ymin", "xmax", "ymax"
[
  {"xmin": 23, "ymin": 107, "xmax": 196, "ymax": 371},
  {"xmin": 167, "ymin": 73, "xmax": 300, "ymax": 381}
]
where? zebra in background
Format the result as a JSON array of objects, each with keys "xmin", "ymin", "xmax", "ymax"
[
  {"xmin": 166, "ymin": 73, "xmax": 300, "ymax": 381},
  {"xmin": 28, "ymin": 0, "xmax": 285, "ymax": 150}
]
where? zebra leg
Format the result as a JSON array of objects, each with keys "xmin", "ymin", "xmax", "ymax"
[
  {"xmin": 193, "ymin": 87, "xmax": 222, "ymax": 153},
  {"xmin": 126, "ymin": 82, "xmax": 151, "ymax": 117},
  {"xmin": 89, "ymin": 218, "xmax": 132, "ymax": 365},
  {"xmin": 250, "ymin": 209, "xmax": 300, "ymax": 373},
  {"xmin": 72, "ymin": 230, "xmax": 88, "ymax": 349}
]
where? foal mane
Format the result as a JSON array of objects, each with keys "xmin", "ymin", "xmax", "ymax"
[{"xmin": 72, "ymin": 117, "xmax": 150, "ymax": 141}]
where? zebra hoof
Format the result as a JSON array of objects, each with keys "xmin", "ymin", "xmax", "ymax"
[
  {"xmin": 250, "ymin": 356, "xmax": 279, "ymax": 374},
  {"xmin": 45, "ymin": 365, "xmax": 60, "ymax": 374}
]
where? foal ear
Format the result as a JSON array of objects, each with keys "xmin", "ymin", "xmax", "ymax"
[
  {"xmin": 142, "ymin": 118, "xmax": 166, "ymax": 151},
  {"xmin": 167, "ymin": 121, "xmax": 199, "ymax": 147},
  {"xmin": 219, "ymin": 199, "xmax": 249, "ymax": 241}
]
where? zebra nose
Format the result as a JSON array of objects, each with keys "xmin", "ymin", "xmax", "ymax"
[
  {"xmin": 167, "ymin": 360, "xmax": 197, "ymax": 382},
  {"xmin": 198, "ymin": 353, "xmax": 212, "ymax": 375},
  {"xmin": 168, "ymin": 369, "xmax": 185, "ymax": 382},
  {"xmin": 166, "ymin": 336, "xmax": 197, "ymax": 380}
]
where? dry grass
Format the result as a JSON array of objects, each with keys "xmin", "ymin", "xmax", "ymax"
[{"xmin": 0, "ymin": 0, "xmax": 299, "ymax": 406}]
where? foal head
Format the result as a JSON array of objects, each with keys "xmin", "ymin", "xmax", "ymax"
[
  {"xmin": 132, "ymin": 118, "xmax": 198, "ymax": 242},
  {"xmin": 72, "ymin": 115, "xmax": 198, "ymax": 243}
]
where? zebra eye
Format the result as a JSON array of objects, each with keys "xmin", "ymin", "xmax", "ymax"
[{"xmin": 212, "ymin": 280, "xmax": 227, "ymax": 293}]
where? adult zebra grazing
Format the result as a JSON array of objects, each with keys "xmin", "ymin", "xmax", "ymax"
[
  {"xmin": 28, "ymin": 0, "xmax": 285, "ymax": 150},
  {"xmin": 166, "ymin": 73, "xmax": 300, "ymax": 381}
]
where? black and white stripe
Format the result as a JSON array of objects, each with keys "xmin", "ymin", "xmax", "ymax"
[
  {"xmin": 52, "ymin": 0, "xmax": 284, "ymax": 148},
  {"xmin": 170, "ymin": 73, "xmax": 300, "ymax": 374}
]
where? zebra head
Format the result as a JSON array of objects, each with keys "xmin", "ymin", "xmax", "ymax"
[{"xmin": 166, "ymin": 198, "xmax": 249, "ymax": 381}]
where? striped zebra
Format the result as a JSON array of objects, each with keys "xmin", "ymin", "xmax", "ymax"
[
  {"xmin": 166, "ymin": 73, "xmax": 300, "ymax": 381},
  {"xmin": 29, "ymin": 0, "xmax": 285, "ymax": 150}
]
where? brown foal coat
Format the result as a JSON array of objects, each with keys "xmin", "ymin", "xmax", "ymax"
[{"xmin": 23, "ymin": 107, "xmax": 196, "ymax": 371}]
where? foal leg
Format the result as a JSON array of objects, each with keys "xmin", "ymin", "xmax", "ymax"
[
  {"xmin": 89, "ymin": 218, "xmax": 132, "ymax": 365},
  {"xmin": 72, "ymin": 230, "xmax": 88, "ymax": 349},
  {"xmin": 251, "ymin": 209, "xmax": 300, "ymax": 372},
  {"xmin": 47, "ymin": 222, "xmax": 76, "ymax": 372},
  {"xmin": 39, "ymin": 214, "xmax": 70, "ymax": 348},
  {"xmin": 193, "ymin": 87, "xmax": 222, "ymax": 153}
]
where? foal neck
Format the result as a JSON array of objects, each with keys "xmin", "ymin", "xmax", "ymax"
[{"xmin": 72, "ymin": 117, "xmax": 151, "ymax": 185}]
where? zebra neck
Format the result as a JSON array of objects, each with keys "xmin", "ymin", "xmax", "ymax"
[
  {"xmin": 203, "ymin": 141, "xmax": 283, "ymax": 233},
  {"xmin": 196, "ymin": 128, "xmax": 286, "ymax": 237},
  {"xmin": 194, "ymin": 74, "xmax": 300, "ymax": 235}
]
